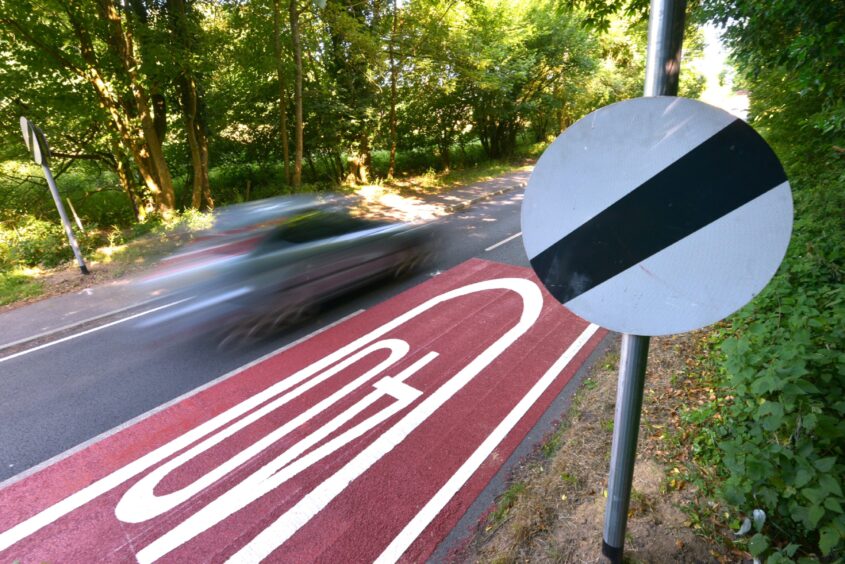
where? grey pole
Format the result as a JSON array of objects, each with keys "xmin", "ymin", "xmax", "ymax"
[
  {"xmin": 601, "ymin": 0, "xmax": 685, "ymax": 561},
  {"xmin": 42, "ymin": 164, "xmax": 90, "ymax": 275},
  {"xmin": 601, "ymin": 334, "xmax": 649, "ymax": 562},
  {"xmin": 643, "ymin": 0, "xmax": 687, "ymax": 98},
  {"xmin": 20, "ymin": 116, "xmax": 90, "ymax": 275}
]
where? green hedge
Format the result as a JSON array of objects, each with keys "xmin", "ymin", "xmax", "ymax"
[{"xmin": 696, "ymin": 156, "xmax": 845, "ymax": 560}]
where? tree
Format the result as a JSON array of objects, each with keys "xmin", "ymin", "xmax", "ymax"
[
  {"xmin": 1, "ymin": 0, "xmax": 177, "ymax": 213},
  {"xmin": 321, "ymin": 0, "xmax": 386, "ymax": 184},
  {"xmin": 700, "ymin": 0, "xmax": 845, "ymax": 159},
  {"xmin": 273, "ymin": 0, "xmax": 292, "ymax": 185},
  {"xmin": 166, "ymin": 0, "xmax": 214, "ymax": 210},
  {"xmin": 290, "ymin": 0, "xmax": 304, "ymax": 188},
  {"xmin": 387, "ymin": 0, "xmax": 399, "ymax": 178}
]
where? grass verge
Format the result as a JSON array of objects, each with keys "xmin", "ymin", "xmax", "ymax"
[
  {"xmin": 463, "ymin": 334, "xmax": 735, "ymax": 563},
  {"xmin": 0, "ymin": 269, "xmax": 44, "ymax": 306}
]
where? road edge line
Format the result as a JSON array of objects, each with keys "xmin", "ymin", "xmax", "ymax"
[
  {"xmin": 0, "ymin": 308, "xmax": 365, "ymax": 491},
  {"xmin": 376, "ymin": 323, "xmax": 603, "ymax": 563},
  {"xmin": 427, "ymin": 330, "xmax": 618, "ymax": 562},
  {"xmin": 0, "ymin": 295, "xmax": 165, "ymax": 353}
]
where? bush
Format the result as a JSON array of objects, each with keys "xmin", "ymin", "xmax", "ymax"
[
  {"xmin": 689, "ymin": 158, "xmax": 845, "ymax": 560},
  {"xmin": 0, "ymin": 216, "xmax": 70, "ymax": 268}
]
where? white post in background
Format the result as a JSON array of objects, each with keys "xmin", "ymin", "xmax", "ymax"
[
  {"xmin": 19, "ymin": 116, "xmax": 89, "ymax": 275},
  {"xmin": 43, "ymin": 164, "xmax": 89, "ymax": 275}
]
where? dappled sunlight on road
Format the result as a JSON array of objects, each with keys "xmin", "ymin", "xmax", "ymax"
[{"xmin": 353, "ymin": 185, "xmax": 446, "ymax": 222}]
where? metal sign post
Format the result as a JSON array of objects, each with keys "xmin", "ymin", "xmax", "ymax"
[
  {"xmin": 602, "ymin": 1, "xmax": 685, "ymax": 560},
  {"xmin": 19, "ymin": 116, "xmax": 89, "ymax": 275},
  {"xmin": 521, "ymin": 0, "xmax": 793, "ymax": 561}
]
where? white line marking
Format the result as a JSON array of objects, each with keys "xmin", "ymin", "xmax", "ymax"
[
  {"xmin": 0, "ymin": 277, "xmax": 539, "ymax": 557},
  {"xmin": 135, "ymin": 287, "xmax": 251, "ymax": 328},
  {"xmin": 116, "ymin": 339, "xmax": 415, "ymax": 524},
  {"xmin": 0, "ymin": 295, "xmax": 164, "ymax": 351},
  {"xmin": 0, "ymin": 308, "xmax": 365, "ymax": 491},
  {"xmin": 225, "ymin": 279, "xmax": 542, "ymax": 563},
  {"xmin": 0, "ymin": 308, "xmax": 368, "ymax": 552},
  {"xmin": 375, "ymin": 323, "xmax": 600, "ymax": 564},
  {"xmin": 485, "ymin": 232, "xmax": 522, "ymax": 252},
  {"xmin": 0, "ymin": 299, "xmax": 190, "ymax": 364}
]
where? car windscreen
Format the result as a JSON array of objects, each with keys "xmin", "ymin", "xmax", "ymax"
[{"xmin": 274, "ymin": 211, "xmax": 377, "ymax": 244}]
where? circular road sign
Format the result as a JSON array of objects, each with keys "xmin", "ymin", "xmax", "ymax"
[
  {"xmin": 20, "ymin": 116, "xmax": 51, "ymax": 166},
  {"xmin": 522, "ymin": 96, "xmax": 793, "ymax": 336}
]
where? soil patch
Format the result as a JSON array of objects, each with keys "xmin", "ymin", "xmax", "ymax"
[{"xmin": 460, "ymin": 333, "xmax": 733, "ymax": 563}]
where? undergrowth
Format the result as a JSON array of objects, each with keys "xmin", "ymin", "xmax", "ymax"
[{"xmin": 677, "ymin": 154, "xmax": 845, "ymax": 561}]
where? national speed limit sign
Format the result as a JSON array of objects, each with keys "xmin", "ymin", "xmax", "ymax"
[{"xmin": 522, "ymin": 96, "xmax": 793, "ymax": 336}]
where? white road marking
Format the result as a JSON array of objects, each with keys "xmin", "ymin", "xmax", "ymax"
[
  {"xmin": 0, "ymin": 299, "xmax": 190, "ymax": 364},
  {"xmin": 0, "ymin": 271, "xmax": 585, "ymax": 564},
  {"xmin": 0, "ymin": 308, "xmax": 365, "ymax": 549},
  {"xmin": 1, "ymin": 277, "xmax": 540, "ymax": 558},
  {"xmin": 485, "ymin": 232, "xmax": 522, "ymax": 252},
  {"xmin": 116, "ymin": 339, "xmax": 418, "ymax": 524},
  {"xmin": 224, "ymin": 278, "xmax": 542, "ymax": 563},
  {"xmin": 375, "ymin": 322, "xmax": 600, "ymax": 563}
]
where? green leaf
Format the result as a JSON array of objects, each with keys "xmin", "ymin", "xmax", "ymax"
[
  {"xmin": 759, "ymin": 401, "xmax": 785, "ymax": 431},
  {"xmin": 819, "ymin": 524, "xmax": 840, "ymax": 556},
  {"xmin": 748, "ymin": 533, "xmax": 769, "ymax": 556},
  {"xmin": 824, "ymin": 497, "xmax": 843, "ymax": 514},
  {"xmin": 803, "ymin": 487, "xmax": 825, "ymax": 506},
  {"xmin": 814, "ymin": 457, "xmax": 837, "ymax": 472},
  {"xmin": 819, "ymin": 474, "xmax": 843, "ymax": 497},
  {"xmin": 794, "ymin": 467, "xmax": 814, "ymax": 488},
  {"xmin": 808, "ymin": 504, "xmax": 825, "ymax": 529}
]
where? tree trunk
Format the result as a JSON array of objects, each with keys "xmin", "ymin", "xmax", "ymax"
[
  {"xmin": 152, "ymin": 92, "xmax": 167, "ymax": 143},
  {"xmin": 273, "ymin": 0, "xmax": 291, "ymax": 185},
  {"xmin": 198, "ymin": 121, "xmax": 212, "ymax": 209},
  {"xmin": 438, "ymin": 142, "xmax": 450, "ymax": 170},
  {"xmin": 62, "ymin": 4, "xmax": 174, "ymax": 213},
  {"xmin": 97, "ymin": 0, "xmax": 176, "ymax": 212},
  {"xmin": 289, "ymin": 0, "xmax": 303, "ymax": 189},
  {"xmin": 111, "ymin": 138, "xmax": 145, "ymax": 221},
  {"xmin": 127, "ymin": 0, "xmax": 168, "ymax": 161},
  {"xmin": 305, "ymin": 152, "xmax": 317, "ymax": 179},
  {"xmin": 184, "ymin": 85, "xmax": 204, "ymax": 210},
  {"xmin": 350, "ymin": 133, "xmax": 371, "ymax": 184},
  {"xmin": 168, "ymin": 0, "xmax": 212, "ymax": 210},
  {"xmin": 333, "ymin": 152, "xmax": 345, "ymax": 183},
  {"xmin": 387, "ymin": 0, "xmax": 398, "ymax": 179}
]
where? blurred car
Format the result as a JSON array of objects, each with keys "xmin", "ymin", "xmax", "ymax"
[{"xmin": 137, "ymin": 195, "xmax": 437, "ymax": 343}]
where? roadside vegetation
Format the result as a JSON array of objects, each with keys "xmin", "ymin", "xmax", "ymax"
[
  {"xmin": 466, "ymin": 336, "xmax": 733, "ymax": 562},
  {"xmin": 0, "ymin": 148, "xmax": 536, "ymax": 307},
  {"xmin": 0, "ymin": 0, "xmax": 707, "ymax": 306},
  {"xmin": 678, "ymin": 2, "xmax": 845, "ymax": 561},
  {"xmin": 468, "ymin": 2, "xmax": 845, "ymax": 562}
]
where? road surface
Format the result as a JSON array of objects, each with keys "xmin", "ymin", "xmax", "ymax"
[{"xmin": 0, "ymin": 188, "xmax": 610, "ymax": 561}]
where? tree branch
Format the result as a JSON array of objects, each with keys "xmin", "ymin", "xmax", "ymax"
[{"xmin": 0, "ymin": 16, "xmax": 83, "ymax": 76}]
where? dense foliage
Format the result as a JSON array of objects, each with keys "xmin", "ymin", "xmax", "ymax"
[
  {"xmin": 0, "ymin": 0, "xmax": 651, "ymax": 225},
  {"xmin": 688, "ymin": 1, "xmax": 845, "ymax": 560}
]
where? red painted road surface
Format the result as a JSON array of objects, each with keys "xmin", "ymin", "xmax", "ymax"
[{"xmin": 0, "ymin": 259, "xmax": 605, "ymax": 563}]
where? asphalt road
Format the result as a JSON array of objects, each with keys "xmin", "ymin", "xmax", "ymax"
[{"xmin": 0, "ymin": 188, "xmax": 529, "ymax": 483}]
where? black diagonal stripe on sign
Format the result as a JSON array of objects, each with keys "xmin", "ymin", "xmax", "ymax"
[{"xmin": 531, "ymin": 118, "xmax": 787, "ymax": 305}]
